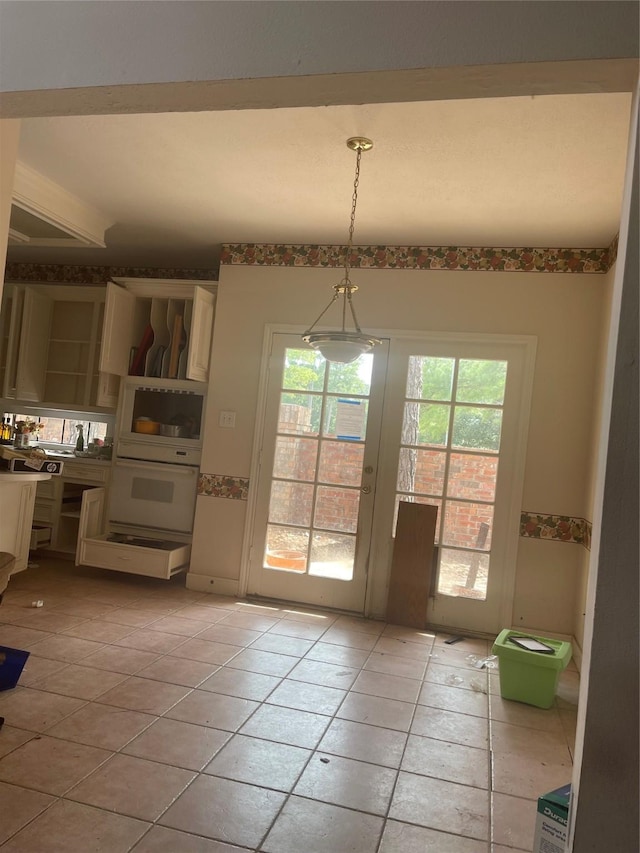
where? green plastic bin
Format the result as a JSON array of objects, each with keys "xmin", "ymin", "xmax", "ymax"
[{"xmin": 491, "ymin": 630, "xmax": 572, "ymax": 709}]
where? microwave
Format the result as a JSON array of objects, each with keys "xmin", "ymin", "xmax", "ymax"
[{"xmin": 116, "ymin": 376, "xmax": 207, "ymax": 465}]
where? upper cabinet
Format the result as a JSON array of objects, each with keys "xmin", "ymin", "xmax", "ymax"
[
  {"xmin": 1, "ymin": 284, "xmax": 108, "ymax": 409},
  {"xmin": 0, "ymin": 278, "xmax": 217, "ymax": 412},
  {"xmin": 101, "ymin": 278, "xmax": 217, "ymax": 383}
]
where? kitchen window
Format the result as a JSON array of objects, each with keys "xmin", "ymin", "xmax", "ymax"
[{"xmin": 2, "ymin": 411, "xmax": 111, "ymax": 449}]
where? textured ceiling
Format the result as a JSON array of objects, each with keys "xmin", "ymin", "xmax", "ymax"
[{"xmin": 8, "ymin": 92, "xmax": 633, "ymax": 270}]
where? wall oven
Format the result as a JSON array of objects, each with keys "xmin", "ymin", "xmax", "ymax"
[{"xmin": 109, "ymin": 458, "xmax": 199, "ymax": 535}]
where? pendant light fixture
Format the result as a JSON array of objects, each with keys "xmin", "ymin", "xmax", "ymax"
[{"xmin": 302, "ymin": 137, "xmax": 381, "ymax": 364}]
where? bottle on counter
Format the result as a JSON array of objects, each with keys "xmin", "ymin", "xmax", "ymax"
[{"xmin": 75, "ymin": 424, "xmax": 84, "ymax": 452}]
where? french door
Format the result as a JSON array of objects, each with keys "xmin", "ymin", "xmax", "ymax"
[
  {"xmin": 246, "ymin": 334, "xmax": 388, "ymax": 611},
  {"xmin": 370, "ymin": 335, "xmax": 535, "ymax": 634},
  {"xmin": 247, "ymin": 330, "xmax": 534, "ymax": 633}
]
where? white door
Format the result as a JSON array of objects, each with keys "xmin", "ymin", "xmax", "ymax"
[
  {"xmin": 247, "ymin": 334, "xmax": 388, "ymax": 611},
  {"xmin": 248, "ymin": 331, "xmax": 534, "ymax": 629},
  {"xmin": 370, "ymin": 335, "xmax": 536, "ymax": 634}
]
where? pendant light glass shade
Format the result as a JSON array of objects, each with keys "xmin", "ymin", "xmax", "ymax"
[
  {"xmin": 302, "ymin": 138, "xmax": 380, "ymax": 363},
  {"xmin": 303, "ymin": 331, "xmax": 380, "ymax": 364}
]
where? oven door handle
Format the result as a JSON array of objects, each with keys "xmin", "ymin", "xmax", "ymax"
[{"xmin": 113, "ymin": 459, "xmax": 198, "ymax": 477}]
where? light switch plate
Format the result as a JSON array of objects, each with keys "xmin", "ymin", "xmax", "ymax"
[{"xmin": 219, "ymin": 410, "xmax": 236, "ymax": 428}]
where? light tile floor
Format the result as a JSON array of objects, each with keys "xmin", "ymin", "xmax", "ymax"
[{"xmin": 0, "ymin": 558, "xmax": 579, "ymax": 852}]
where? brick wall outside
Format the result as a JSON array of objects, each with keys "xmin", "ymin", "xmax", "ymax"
[{"xmin": 272, "ymin": 405, "xmax": 497, "ymax": 549}]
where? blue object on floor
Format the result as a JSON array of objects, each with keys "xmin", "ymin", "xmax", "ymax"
[{"xmin": 0, "ymin": 645, "xmax": 30, "ymax": 691}]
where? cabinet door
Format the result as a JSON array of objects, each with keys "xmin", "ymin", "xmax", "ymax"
[
  {"xmin": 96, "ymin": 372, "xmax": 120, "ymax": 408},
  {"xmin": 0, "ymin": 480, "xmax": 37, "ymax": 573},
  {"xmin": 75, "ymin": 487, "xmax": 105, "ymax": 565},
  {"xmin": 186, "ymin": 287, "xmax": 215, "ymax": 381},
  {"xmin": 1, "ymin": 285, "xmax": 23, "ymax": 398},
  {"xmin": 15, "ymin": 287, "xmax": 52, "ymax": 402},
  {"xmin": 100, "ymin": 282, "xmax": 135, "ymax": 376}
]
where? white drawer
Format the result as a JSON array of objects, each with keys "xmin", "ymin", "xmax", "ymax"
[
  {"xmin": 30, "ymin": 525, "xmax": 52, "ymax": 550},
  {"xmin": 79, "ymin": 535, "xmax": 190, "ymax": 580},
  {"xmin": 33, "ymin": 499, "xmax": 56, "ymax": 523},
  {"xmin": 63, "ymin": 462, "xmax": 111, "ymax": 485},
  {"xmin": 36, "ymin": 478, "xmax": 60, "ymax": 500}
]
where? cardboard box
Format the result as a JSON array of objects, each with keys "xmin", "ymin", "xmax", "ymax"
[{"xmin": 533, "ymin": 783, "xmax": 571, "ymax": 853}]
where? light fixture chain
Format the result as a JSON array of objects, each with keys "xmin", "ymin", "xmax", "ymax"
[{"xmin": 344, "ymin": 144, "xmax": 362, "ymax": 281}]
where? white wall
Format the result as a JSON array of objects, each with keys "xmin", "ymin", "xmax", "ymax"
[
  {"xmin": 570, "ymin": 90, "xmax": 638, "ymax": 852},
  {"xmin": 190, "ymin": 264, "xmax": 608, "ymax": 633},
  {"xmin": 573, "ymin": 263, "xmax": 617, "ymax": 650}
]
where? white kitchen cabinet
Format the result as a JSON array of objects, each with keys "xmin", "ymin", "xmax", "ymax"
[
  {"xmin": 0, "ymin": 285, "xmax": 23, "ymax": 399},
  {"xmin": 16, "ymin": 288, "xmax": 53, "ymax": 402},
  {"xmin": 102, "ymin": 278, "xmax": 216, "ymax": 382},
  {"xmin": 0, "ymin": 471, "xmax": 52, "ymax": 573},
  {"xmin": 76, "ymin": 488, "xmax": 191, "ymax": 579},
  {"xmin": 99, "ymin": 282, "xmax": 135, "ymax": 377},
  {"xmin": 32, "ymin": 459, "xmax": 111, "ymax": 556},
  {"xmin": 0, "ymin": 284, "xmax": 115, "ymax": 410},
  {"xmin": 1, "ymin": 285, "xmax": 52, "ymax": 402}
]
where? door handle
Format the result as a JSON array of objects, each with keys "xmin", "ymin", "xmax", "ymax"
[{"xmin": 361, "ymin": 485, "xmax": 372, "ymax": 494}]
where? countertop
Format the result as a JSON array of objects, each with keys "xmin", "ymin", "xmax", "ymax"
[
  {"xmin": 0, "ymin": 469, "xmax": 53, "ymax": 483},
  {"xmin": 42, "ymin": 451, "xmax": 111, "ymax": 465}
]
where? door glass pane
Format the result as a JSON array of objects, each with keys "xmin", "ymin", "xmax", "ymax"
[
  {"xmin": 447, "ymin": 453, "xmax": 498, "ymax": 502},
  {"xmin": 264, "ymin": 525, "xmax": 309, "ymax": 573},
  {"xmin": 396, "ymin": 448, "xmax": 446, "ymax": 496},
  {"xmin": 273, "ymin": 436, "xmax": 317, "ymax": 481},
  {"xmin": 309, "ymin": 531, "xmax": 355, "ymax": 580},
  {"xmin": 442, "ymin": 501, "xmax": 494, "ymax": 550},
  {"xmin": 407, "ymin": 356, "xmax": 455, "ymax": 401},
  {"xmin": 283, "ymin": 350, "xmax": 326, "ymax": 391},
  {"xmin": 402, "ymin": 402, "xmax": 450, "ymax": 447},
  {"xmin": 279, "ymin": 393, "xmax": 322, "ymax": 436},
  {"xmin": 457, "ymin": 359, "xmax": 507, "ymax": 404},
  {"xmin": 318, "ymin": 441, "xmax": 364, "ymax": 486},
  {"xmin": 323, "ymin": 396, "xmax": 369, "ymax": 440},
  {"xmin": 268, "ymin": 481, "xmax": 314, "ymax": 527},
  {"xmin": 327, "ymin": 354, "xmax": 373, "ymax": 395},
  {"xmin": 452, "ymin": 406, "xmax": 502, "ymax": 452},
  {"xmin": 314, "ymin": 486, "xmax": 360, "ymax": 534},
  {"xmin": 438, "ymin": 547, "xmax": 489, "ymax": 600}
]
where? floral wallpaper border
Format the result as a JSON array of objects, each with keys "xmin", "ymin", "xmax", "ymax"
[
  {"xmin": 520, "ymin": 512, "xmax": 592, "ymax": 550},
  {"xmin": 220, "ymin": 241, "xmax": 618, "ymax": 274},
  {"xmin": 5, "ymin": 233, "xmax": 617, "ymax": 283},
  {"xmin": 198, "ymin": 473, "xmax": 249, "ymax": 501},
  {"xmin": 197, "ymin": 483, "xmax": 593, "ymax": 551},
  {"xmin": 4, "ymin": 263, "xmax": 218, "ymax": 284}
]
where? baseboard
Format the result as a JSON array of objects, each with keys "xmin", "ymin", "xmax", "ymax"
[
  {"xmin": 185, "ymin": 572, "xmax": 240, "ymax": 597},
  {"xmin": 571, "ymin": 635, "xmax": 583, "ymax": 672}
]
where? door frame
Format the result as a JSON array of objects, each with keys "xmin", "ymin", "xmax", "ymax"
[{"xmin": 239, "ymin": 325, "xmax": 536, "ymax": 631}]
